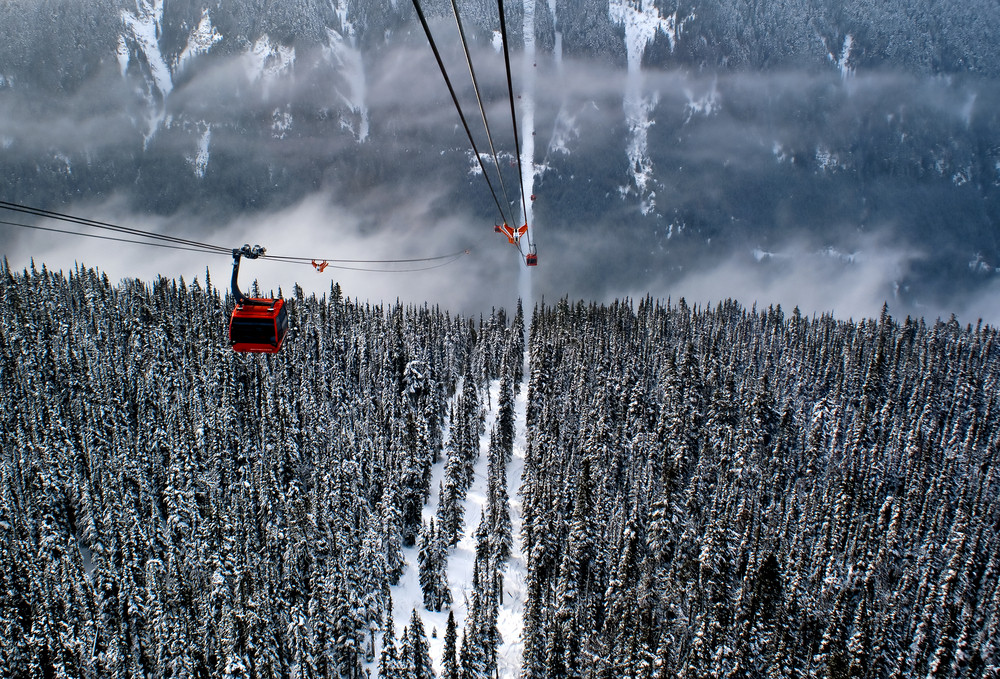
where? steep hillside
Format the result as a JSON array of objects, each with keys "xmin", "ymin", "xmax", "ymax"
[
  {"xmin": 0, "ymin": 261, "xmax": 522, "ymax": 677},
  {"xmin": 3, "ymin": 0, "xmax": 1000, "ymax": 316}
]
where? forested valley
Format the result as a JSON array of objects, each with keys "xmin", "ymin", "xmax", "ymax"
[{"xmin": 1, "ymin": 261, "xmax": 999, "ymax": 678}]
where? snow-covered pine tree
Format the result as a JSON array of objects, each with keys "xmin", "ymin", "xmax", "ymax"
[
  {"xmin": 443, "ymin": 610, "xmax": 459, "ymax": 679},
  {"xmin": 407, "ymin": 609, "xmax": 435, "ymax": 679},
  {"xmin": 486, "ymin": 427, "xmax": 512, "ymax": 570}
]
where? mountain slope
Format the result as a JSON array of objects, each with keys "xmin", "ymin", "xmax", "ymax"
[{"xmin": 3, "ymin": 0, "xmax": 1000, "ymax": 318}]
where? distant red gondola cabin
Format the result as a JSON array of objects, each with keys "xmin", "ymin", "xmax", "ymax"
[{"xmin": 229, "ymin": 298, "xmax": 289, "ymax": 353}]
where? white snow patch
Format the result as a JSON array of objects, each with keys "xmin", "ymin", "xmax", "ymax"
[
  {"xmin": 819, "ymin": 246, "xmax": 858, "ymax": 264},
  {"xmin": 548, "ymin": 108, "xmax": 579, "ymax": 156},
  {"xmin": 120, "ymin": 0, "xmax": 173, "ymax": 97},
  {"xmin": 772, "ymin": 141, "xmax": 788, "ymax": 163},
  {"xmin": 186, "ymin": 125, "xmax": 211, "ymax": 178},
  {"xmin": 816, "ymin": 145, "xmax": 840, "ymax": 171},
  {"xmin": 969, "ymin": 253, "xmax": 995, "ymax": 274},
  {"xmin": 467, "ymin": 150, "xmax": 485, "ymax": 175},
  {"xmin": 375, "ymin": 376, "xmax": 529, "ymax": 678},
  {"xmin": 665, "ymin": 220, "xmax": 685, "ymax": 240},
  {"xmin": 953, "ymin": 167, "xmax": 971, "ymax": 186},
  {"xmin": 537, "ymin": 0, "xmax": 568, "ymax": 176},
  {"xmin": 498, "ymin": 385, "xmax": 527, "ymax": 676},
  {"xmin": 468, "ymin": 149, "xmax": 517, "ymax": 177},
  {"xmin": 620, "ymin": 89, "xmax": 659, "ymax": 212},
  {"xmin": 176, "ymin": 9, "xmax": 222, "ymax": 73},
  {"xmin": 78, "ymin": 541, "xmax": 95, "ymax": 580},
  {"xmin": 683, "ymin": 79, "xmax": 720, "ymax": 122},
  {"xmin": 609, "ymin": 0, "xmax": 688, "ymax": 68},
  {"xmin": 323, "ymin": 27, "xmax": 369, "ymax": 142},
  {"xmin": 119, "ymin": 0, "xmax": 173, "ymax": 143},
  {"xmin": 271, "ymin": 108, "xmax": 293, "ymax": 139},
  {"xmin": 610, "ymin": 0, "xmax": 690, "ymax": 215},
  {"xmin": 1, "ymin": 136, "xmax": 13, "ymax": 149},
  {"xmin": 756, "ymin": 246, "xmax": 861, "ymax": 264},
  {"xmin": 246, "ymin": 35, "xmax": 296, "ymax": 85},
  {"xmin": 54, "ymin": 153, "xmax": 72, "ymax": 176},
  {"xmin": 332, "ymin": 0, "xmax": 356, "ymax": 38},
  {"xmin": 547, "ymin": 0, "xmax": 561, "ymax": 68},
  {"xmin": 492, "ymin": 30, "xmax": 503, "ymax": 53},
  {"xmin": 832, "ymin": 34, "xmax": 855, "ymax": 79},
  {"xmin": 116, "ymin": 35, "xmax": 131, "ymax": 76}
]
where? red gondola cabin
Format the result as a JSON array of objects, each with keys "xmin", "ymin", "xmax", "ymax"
[
  {"xmin": 229, "ymin": 298, "xmax": 288, "ymax": 353},
  {"xmin": 228, "ymin": 244, "xmax": 289, "ymax": 353},
  {"xmin": 526, "ymin": 244, "xmax": 538, "ymax": 267}
]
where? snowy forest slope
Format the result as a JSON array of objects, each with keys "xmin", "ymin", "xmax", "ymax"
[
  {"xmin": 0, "ymin": 260, "xmax": 522, "ymax": 677},
  {"xmin": 2, "ymin": 263, "xmax": 1000, "ymax": 677},
  {"xmin": 521, "ymin": 297, "xmax": 1000, "ymax": 677}
]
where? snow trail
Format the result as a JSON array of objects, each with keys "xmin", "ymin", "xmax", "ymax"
[
  {"xmin": 378, "ymin": 376, "xmax": 530, "ymax": 677},
  {"xmin": 496, "ymin": 382, "xmax": 528, "ymax": 677},
  {"xmin": 609, "ymin": 0, "xmax": 688, "ymax": 214}
]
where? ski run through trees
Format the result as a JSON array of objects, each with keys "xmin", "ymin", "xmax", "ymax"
[{"xmin": 2, "ymin": 262, "xmax": 1000, "ymax": 678}]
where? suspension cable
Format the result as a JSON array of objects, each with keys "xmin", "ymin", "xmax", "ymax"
[
  {"xmin": 496, "ymin": 0, "xmax": 530, "ymax": 231},
  {"xmin": 279, "ymin": 253, "xmax": 469, "ymax": 273},
  {"xmin": 409, "ymin": 0, "xmax": 512, "ymax": 228},
  {"xmin": 0, "ymin": 201, "xmax": 472, "ymax": 273},
  {"xmin": 0, "ymin": 200, "xmax": 232, "ymax": 254},
  {"xmin": 448, "ymin": 0, "xmax": 517, "ymax": 229},
  {"xmin": 0, "ymin": 218, "xmax": 224, "ymax": 255},
  {"xmin": 264, "ymin": 249, "xmax": 470, "ymax": 265}
]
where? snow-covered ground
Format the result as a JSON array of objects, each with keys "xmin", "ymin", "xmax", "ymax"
[
  {"xmin": 609, "ymin": 0, "xmax": 690, "ymax": 215},
  {"xmin": 368, "ymin": 377, "xmax": 528, "ymax": 677},
  {"xmin": 121, "ymin": 0, "xmax": 173, "ymax": 98},
  {"xmin": 323, "ymin": 27, "xmax": 370, "ymax": 142},
  {"xmin": 176, "ymin": 9, "xmax": 223, "ymax": 74}
]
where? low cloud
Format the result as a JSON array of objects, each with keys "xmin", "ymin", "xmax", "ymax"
[
  {"xmin": 2, "ymin": 192, "xmax": 522, "ymax": 315},
  {"xmin": 639, "ymin": 234, "xmax": 920, "ymax": 322},
  {"xmin": 3, "ymin": 43, "xmax": 1000, "ymax": 325}
]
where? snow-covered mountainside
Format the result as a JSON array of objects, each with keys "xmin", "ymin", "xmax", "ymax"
[{"xmin": 2, "ymin": 0, "xmax": 1000, "ymax": 315}]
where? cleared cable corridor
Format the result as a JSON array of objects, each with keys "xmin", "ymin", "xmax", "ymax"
[{"xmin": 448, "ymin": 0, "xmax": 518, "ymax": 230}]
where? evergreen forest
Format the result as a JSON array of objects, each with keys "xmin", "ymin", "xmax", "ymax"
[{"xmin": 1, "ymin": 261, "xmax": 999, "ymax": 678}]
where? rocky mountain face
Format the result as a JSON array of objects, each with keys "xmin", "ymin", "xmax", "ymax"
[{"xmin": 2, "ymin": 0, "xmax": 1000, "ymax": 314}]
